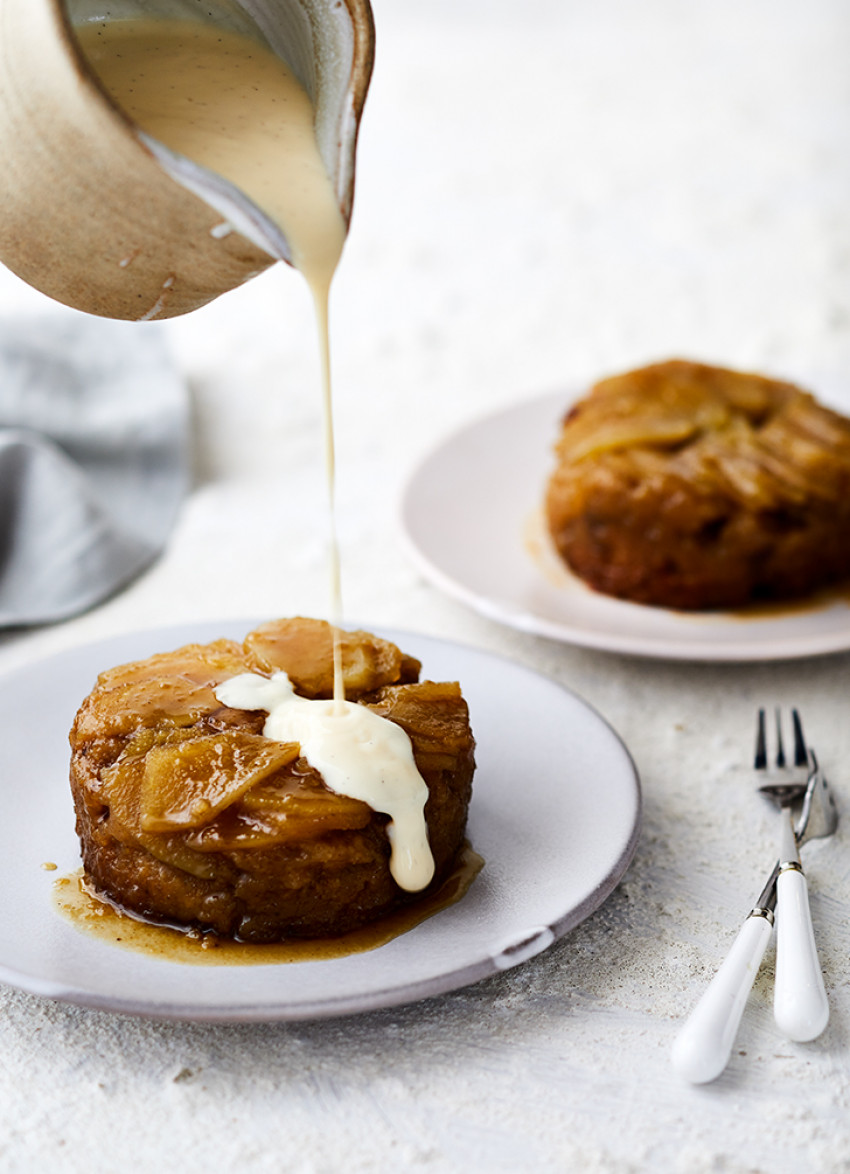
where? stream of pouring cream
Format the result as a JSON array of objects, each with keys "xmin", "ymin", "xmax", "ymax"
[
  {"xmin": 76, "ymin": 16, "xmax": 348, "ymax": 701},
  {"xmin": 75, "ymin": 17, "xmax": 435, "ymax": 890}
]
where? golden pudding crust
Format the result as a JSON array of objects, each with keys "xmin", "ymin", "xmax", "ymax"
[
  {"xmin": 69, "ymin": 618, "xmax": 475, "ymax": 942},
  {"xmin": 544, "ymin": 360, "xmax": 850, "ymax": 610}
]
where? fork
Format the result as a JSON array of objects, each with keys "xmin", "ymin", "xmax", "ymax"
[
  {"xmin": 757, "ymin": 708, "xmax": 831, "ymax": 1042},
  {"xmin": 672, "ymin": 720, "xmax": 835, "ymax": 1083}
]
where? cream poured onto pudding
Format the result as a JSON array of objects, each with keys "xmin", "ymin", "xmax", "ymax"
[
  {"xmin": 75, "ymin": 17, "xmax": 436, "ymax": 891},
  {"xmin": 215, "ymin": 672, "xmax": 435, "ymax": 891}
]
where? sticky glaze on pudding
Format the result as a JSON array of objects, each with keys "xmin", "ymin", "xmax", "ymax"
[
  {"xmin": 545, "ymin": 360, "xmax": 850, "ymax": 610},
  {"xmin": 69, "ymin": 618, "xmax": 475, "ymax": 943}
]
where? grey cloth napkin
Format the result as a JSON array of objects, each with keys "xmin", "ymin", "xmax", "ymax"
[{"xmin": 0, "ymin": 314, "xmax": 190, "ymax": 626}]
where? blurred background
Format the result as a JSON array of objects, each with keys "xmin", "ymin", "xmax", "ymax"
[{"xmin": 0, "ymin": 0, "xmax": 847, "ymax": 650}]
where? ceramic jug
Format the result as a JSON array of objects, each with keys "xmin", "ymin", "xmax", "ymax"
[{"xmin": 0, "ymin": 0, "xmax": 374, "ymax": 320}]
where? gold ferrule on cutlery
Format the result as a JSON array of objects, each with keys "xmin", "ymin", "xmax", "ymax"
[{"xmin": 778, "ymin": 860, "xmax": 804, "ymax": 875}]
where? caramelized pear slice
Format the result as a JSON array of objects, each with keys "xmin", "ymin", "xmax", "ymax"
[
  {"xmin": 562, "ymin": 416, "xmax": 701, "ymax": 462},
  {"xmin": 241, "ymin": 775, "xmax": 371, "ymax": 823},
  {"xmin": 99, "ymin": 743, "xmax": 226, "ymax": 879},
  {"xmin": 102, "ymin": 749, "xmax": 152, "ymax": 833},
  {"xmin": 187, "ymin": 799, "xmax": 375, "ymax": 850},
  {"xmin": 187, "ymin": 758, "xmax": 374, "ymax": 849},
  {"xmin": 244, "ymin": 617, "xmax": 420, "ymax": 699},
  {"xmin": 364, "ymin": 681, "xmax": 470, "ymax": 750},
  {"xmin": 73, "ymin": 640, "xmax": 251, "ymax": 740},
  {"xmin": 139, "ymin": 732, "xmax": 299, "ymax": 832},
  {"xmin": 184, "ymin": 802, "xmax": 378, "ymax": 850}
]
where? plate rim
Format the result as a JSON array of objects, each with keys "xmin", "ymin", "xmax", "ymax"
[
  {"xmin": 400, "ymin": 390, "xmax": 850, "ymax": 663},
  {"xmin": 0, "ymin": 620, "xmax": 641, "ymax": 1022}
]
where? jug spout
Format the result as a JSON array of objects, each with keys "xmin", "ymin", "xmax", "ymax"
[{"xmin": 0, "ymin": 0, "xmax": 374, "ymax": 320}]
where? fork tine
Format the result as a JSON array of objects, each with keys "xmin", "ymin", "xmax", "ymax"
[
  {"xmin": 755, "ymin": 708, "xmax": 808, "ymax": 770},
  {"xmin": 774, "ymin": 708, "xmax": 786, "ymax": 767},
  {"xmin": 792, "ymin": 709, "xmax": 808, "ymax": 768},
  {"xmin": 755, "ymin": 708, "xmax": 767, "ymax": 769}
]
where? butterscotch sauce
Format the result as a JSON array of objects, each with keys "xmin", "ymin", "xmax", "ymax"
[
  {"xmin": 524, "ymin": 507, "xmax": 578, "ymax": 591},
  {"xmin": 53, "ymin": 845, "xmax": 483, "ymax": 966}
]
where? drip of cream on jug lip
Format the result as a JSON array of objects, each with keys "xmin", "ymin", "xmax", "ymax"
[{"xmin": 75, "ymin": 18, "xmax": 435, "ymax": 893}]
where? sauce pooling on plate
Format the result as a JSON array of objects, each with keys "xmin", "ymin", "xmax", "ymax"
[
  {"xmin": 54, "ymin": 845, "xmax": 483, "ymax": 965},
  {"xmin": 74, "ymin": 18, "xmax": 437, "ymax": 896}
]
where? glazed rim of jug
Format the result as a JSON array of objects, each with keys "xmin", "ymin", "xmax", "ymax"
[{"xmin": 60, "ymin": 0, "xmax": 376, "ymax": 263}]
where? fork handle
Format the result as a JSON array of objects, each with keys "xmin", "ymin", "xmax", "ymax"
[
  {"xmin": 671, "ymin": 911, "xmax": 772, "ymax": 1084},
  {"xmin": 774, "ymin": 865, "xmax": 829, "ymax": 1041}
]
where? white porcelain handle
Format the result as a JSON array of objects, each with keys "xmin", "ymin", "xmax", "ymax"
[
  {"xmin": 774, "ymin": 867, "xmax": 829, "ymax": 1042},
  {"xmin": 671, "ymin": 913, "xmax": 772, "ymax": 1084}
]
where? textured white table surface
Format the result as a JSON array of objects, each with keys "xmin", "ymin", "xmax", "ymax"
[{"xmin": 1, "ymin": 0, "xmax": 849, "ymax": 1170}]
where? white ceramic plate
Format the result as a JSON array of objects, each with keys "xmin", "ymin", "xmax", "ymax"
[
  {"xmin": 0, "ymin": 622, "xmax": 640, "ymax": 1022},
  {"xmin": 401, "ymin": 392, "xmax": 850, "ymax": 661}
]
